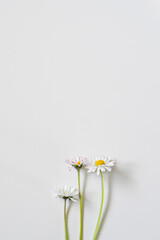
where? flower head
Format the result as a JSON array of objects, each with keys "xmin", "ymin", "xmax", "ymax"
[
  {"xmin": 86, "ymin": 155, "xmax": 115, "ymax": 176},
  {"xmin": 55, "ymin": 185, "xmax": 79, "ymax": 202},
  {"xmin": 66, "ymin": 156, "xmax": 88, "ymax": 171}
]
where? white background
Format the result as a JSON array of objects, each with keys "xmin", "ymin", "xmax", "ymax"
[{"xmin": 0, "ymin": 0, "xmax": 160, "ymax": 239}]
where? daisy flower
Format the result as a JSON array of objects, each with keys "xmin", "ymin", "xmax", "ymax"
[
  {"xmin": 55, "ymin": 185, "xmax": 79, "ymax": 202},
  {"xmin": 87, "ymin": 155, "xmax": 115, "ymax": 176},
  {"xmin": 55, "ymin": 185, "xmax": 78, "ymax": 240},
  {"xmin": 66, "ymin": 156, "xmax": 88, "ymax": 240},
  {"xmin": 66, "ymin": 156, "xmax": 88, "ymax": 171},
  {"xmin": 87, "ymin": 155, "xmax": 115, "ymax": 240}
]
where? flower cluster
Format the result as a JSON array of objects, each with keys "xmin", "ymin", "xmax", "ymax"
[{"xmin": 54, "ymin": 155, "xmax": 115, "ymax": 240}]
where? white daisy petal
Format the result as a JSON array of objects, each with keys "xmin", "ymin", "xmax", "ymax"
[
  {"xmin": 97, "ymin": 168, "xmax": 100, "ymax": 176},
  {"xmin": 105, "ymin": 166, "xmax": 112, "ymax": 172},
  {"xmin": 70, "ymin": 197, "xmax": 77, "ymax": 202},
  {"xmin": 101, "ymin": 167, "xmax": 105, "ymax": 172}
]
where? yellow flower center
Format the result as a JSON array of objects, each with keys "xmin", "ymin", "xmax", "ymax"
[
  {"xmin": 75, "ymin": 161, "xmax": 81, "ymax": 165},
  {"xmin": 95, "ymin": 160, "xmax": 105, "ymax": 166}
]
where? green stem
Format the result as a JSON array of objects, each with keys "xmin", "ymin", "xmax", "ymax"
[
  {"xmin": 78, "ymin": 169, "xmax": 82, "ymax": 240},
  {"xmin": 92, "ymin": 171, "xmax": 104, "ymax": 240},
  {"xmin": 64, "ymin": 199, "xmax": 68, "ymax": 240}
]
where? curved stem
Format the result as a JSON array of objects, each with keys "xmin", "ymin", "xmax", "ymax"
[
  {"xmin": 64, "ymin": 199, "xmax": 68, "ymax": 240},
  {"xmin": 92, "ymin": 171, "xmax": 104, "ymax": 240},
  {"xmin": 78, "ymin": 169, "xmax": 82, "ymax": 240}
]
